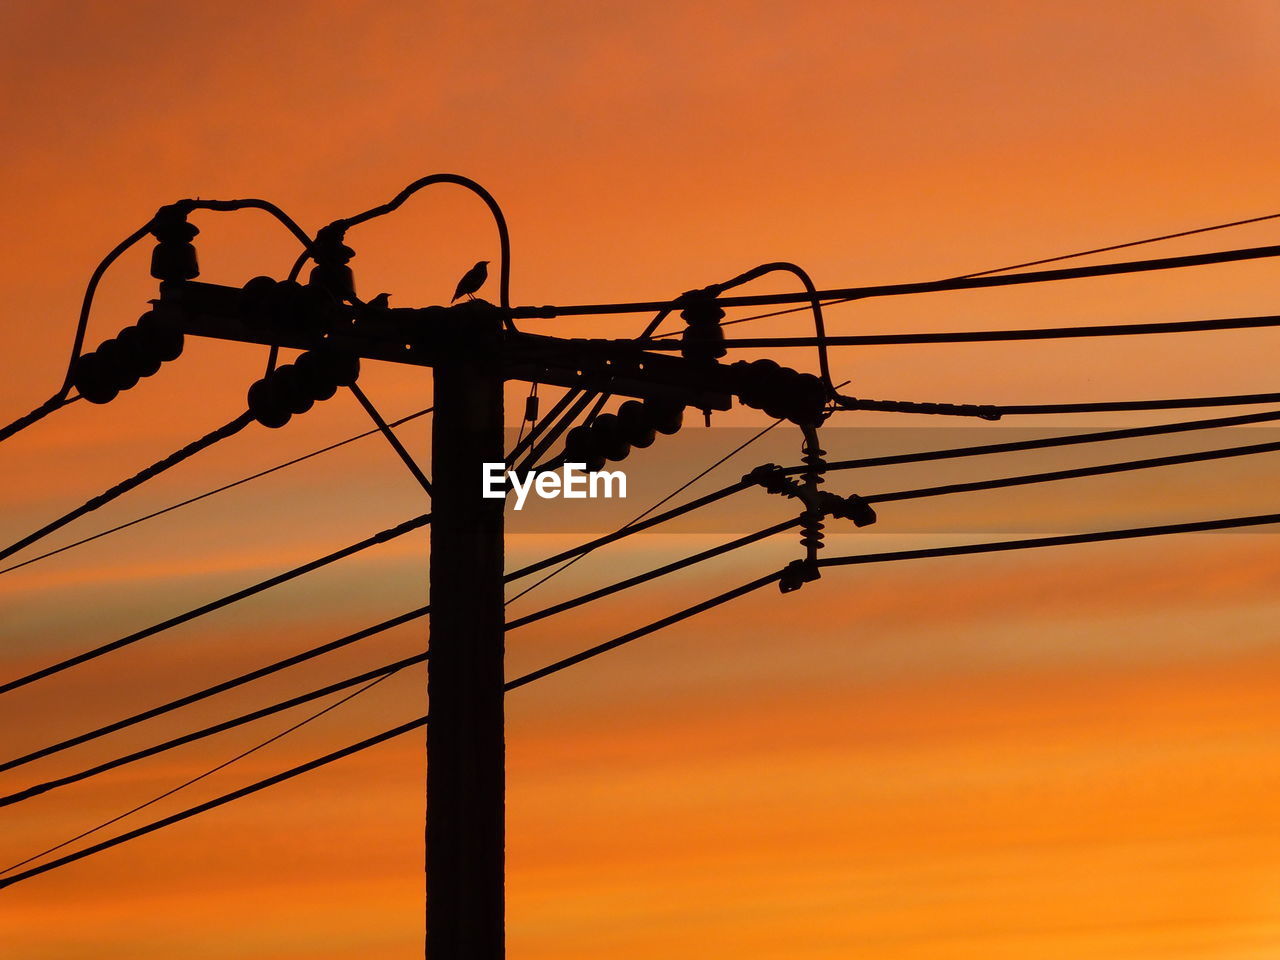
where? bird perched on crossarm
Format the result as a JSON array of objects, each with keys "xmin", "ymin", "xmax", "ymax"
[{"xmin": 451, "ymin": 260, "xmax": 489, "ymax": 302}]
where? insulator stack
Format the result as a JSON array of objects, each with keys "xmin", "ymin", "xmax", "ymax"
[
  {"xmin": 247, "ymin": 348, "xmax": 359, "ymax": 429},
  {"xmin": 71, "ymin": 312, "xmax": 186, "ymax": 405},
  {"xmin": 563, "ymin": 399, "xmax": 683, "ymax": 471},
  {"xmin": 730, "ymin": 359, "xmax": 827, "ymax": 426}
]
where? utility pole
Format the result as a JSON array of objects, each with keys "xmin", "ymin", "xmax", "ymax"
[
  {"xmin": 151, "ymin": 271, "xmax": 749, "ymax": 959},
  {"xmin": 426, "ymin": 313, "xmax": 507, "ymax": 959}
]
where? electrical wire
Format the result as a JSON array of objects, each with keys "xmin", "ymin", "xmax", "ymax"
[
  {"xmin": 858, "ymin": 435, "xmax": 1280, "ymax": 505},
  {"xmin": 3, "ymin": 472, "xmax": 769, "ymax": 771},
  {"xmin": 2, "ymin": 198, "xmax": 314, "ymax": 445},
  {"xmin": 506, "ymin": 387, "xmax": 581, "ymax": 464},
  {"xmin": 0, "ymin": 654, "xmax": 427, "ymax": 807},
  {"xmin": 795, "ymin": 407, "xmax": 1280, "ymax": 477},
  {"xmin": 513, "ymin": 241, "xmax": 1280, "ymax": 320},
  {"xmin": 0, "ymin": 406, "xmax": 434, "ymax": 578},
  {"xmin": 2, "ymin": 519, "xmax": 801, "ymax": 806},
  {"xmin": 0, "ymin": 673, "xmax": 392, "ymax": 878},
  {"xmin": 0, "ymin": 714, "xmax": 429, "ymax": 890},
  {"xmin": 1, "ymin": 606, "xmax": 430, "ymax": 773},
  {"xmin": 636, "ymin": 210, "xmax": 1280, "ymax": 335},
  {"xmin": 504, "ymin": 416, "xmax": 787, "ymax": 607},
  {"xmin": 0, "ymin": 571, "xmax": 784, "ymax": 890},
  {"xmin": 0, "ymin": 513, "xmax": 432, "ymax": 702},
  {"xmin": 708, "ymin": 262, "xmax": 834, "ymax": 388},
  {"xmin": 817, "ymin": 510, "xmax": 1280, "ymax": 569},
  {"xmin": 15, "ymin": 396, "xmax": 1250, "ymax": 735},
  {"xmin": 0, "ymin": 412, "xmax": 255, "ymax": 566},
  {"xmin": 10, "ymin": 210, "xmax": 1280, "ymax": 887},
  {"xmin": 13, "ymin": 486, "xmax": 1280, "ymax": 887},
  {"xmin": 827, "ymin": 389, "xmax": 1280, "ymax": 420},
  {"xmin": 0, "ymin": 222, "xmax": 153, "ymax": 444},
  {"xmin": 289, "ymin": 174, "xmax": 512, "ymax": 314},
  {"xmin": 637, "ymin": 312, "xmax": 1280, "ymax": 349}
]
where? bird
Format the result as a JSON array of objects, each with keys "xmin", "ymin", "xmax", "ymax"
[{"xmin": 451, "ymin": 260, "xmax": 489, "ymax": 302}]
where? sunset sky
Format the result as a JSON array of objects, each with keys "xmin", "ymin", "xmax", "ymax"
[{"xmin": 4, "ymin": 2, "xmax": 1280, "ymax": 958}]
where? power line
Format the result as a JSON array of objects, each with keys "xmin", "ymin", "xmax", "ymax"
[
  {"xmin": 637, "ymin": 312, "xmax": 1280, "ymax": 349},
  {"xmin": 24, "ymin": 398, "xmax": 1244, "ymax": 758},
  {"xmin": 860, "ymin": 435, "xmax": 1280, "ymax": 505},
  {"xmin": 288, "ymin": 174, "xmax": 513, "ymax": 317},
  {"xmin": 0, "ymin": 714, "xmax": 429, "ymax": 890},
  {"xmin": 0, "ymin": 395, "xmax": 81, "ymax": 446},
  {"xmin": 513, "ymin": 241, "xmax": 1280, "ymax": 320},
  {"xmin": 805, "ymin": 407, "xmax": 1280, "ymax": 476},
  {"xmin": 0, "ymin": 673, "xmax": 392, "ymax": 878},
  {"xmin": 504, "ymin": 416, "xmax": 786, "ymax": 607},
  {"xmin": 817, "ymin": 510, "xmax": 1280, "ymax": 569},
  {"xmin": 15, "ymin": 492, "xmax": 1280, "ymax": 888},
  {"xmin": 0, "ymin": 513, "xmax": 432, "ymax": 702},
  {"xmin": 505, "ymin": 519, "xmax": 799, "ymax": 630},
  {"xmin": 832, "ymin": 390, "xmax": 1280, "ymax": 419},
  {"xmin": 506, "ymin": 386, "xmax": 582, "ymax": 464},
  {"xmin": 0, "ymin": 653, "xmax": 427, "ymax": 807},
  {"xmin": 649, "ymin": 209, "xmax": 1280, "ymax": 337},
  {"xmin": 0, "ymin": 412, "xmax": 255, "ymax": 565},
  {"xmin": 3, "ymin": 519, "xmax": 800, "ymax": 806},
  {"xmin": 1, "ymin": 483, "xmax": 752, "ymax": 770},
  {"xmin": 0, "ymin": 406, "xmax": 434, "ymax": 577},
  {"xmin": 0, "ymin": 222, "xmax": 153, "ymax": 445},
  {"xmin": 0, "ymin": 572, "xmax": 783, "ymax": 890},
  {"xmin": 0, "ymin": 606, "xmax": 431, "ymax": 773},
  {"xmin": 1, "ymin": 198, "xmax": 314, "ymax": 447}
]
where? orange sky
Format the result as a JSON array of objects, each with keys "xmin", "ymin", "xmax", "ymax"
[{"xmin": 4, "ymin": 2, "xmax": 1280, "ymax": 957}]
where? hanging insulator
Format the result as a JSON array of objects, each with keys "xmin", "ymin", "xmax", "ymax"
[{"xmin": 798, "ymin": 429, "xmax": 827, "ymax": 563}]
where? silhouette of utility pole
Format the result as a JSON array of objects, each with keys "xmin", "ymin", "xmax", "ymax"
[
  {"xmin": 155, "ymin": 273, "xmax": 738, "ymax": 959},
  {"xmin": 426, "ymin": 314, "xmax": 507, "ymax": 957}
]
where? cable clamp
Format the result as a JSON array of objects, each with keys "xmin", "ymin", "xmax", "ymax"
[
  {"xmin": 745, "ymin": 464, "xmax": 877, "ymax": 528},
  {"xmin": 779, "ymin": 558, "xmax": 820, "ymax": 594}
]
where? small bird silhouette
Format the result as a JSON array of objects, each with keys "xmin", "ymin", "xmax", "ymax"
[{"xmin": 451, "ymin": 260, "xmax": 489, "ymax": 302}]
